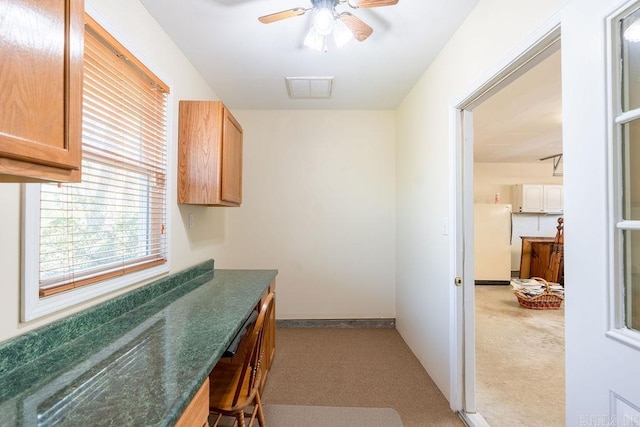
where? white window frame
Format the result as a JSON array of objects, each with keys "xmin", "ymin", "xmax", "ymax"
[
  {"xmin": 21, "ymin": 8, "xmax": 173, "ymax": 322},
  {"xmin": 606, "ymin": 0, "xmax": 640, "ymax": 348}
]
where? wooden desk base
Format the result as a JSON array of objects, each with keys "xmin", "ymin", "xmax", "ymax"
[{"xmin": 519, "ymin": 237, "xmax": 555, "ymax": 280}]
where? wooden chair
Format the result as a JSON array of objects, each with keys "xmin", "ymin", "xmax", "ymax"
[
  {"xmin": 209, "ymin": 292, "xmax": 275, "ymax": 427},
  {"xmin": 545, "ymin": 217, "xmax": 564, "ymax": 285}
]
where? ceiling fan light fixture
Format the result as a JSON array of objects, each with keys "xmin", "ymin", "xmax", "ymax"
[
  {"xmin": 304, "ymin": 27, "xmax": 326, "ymax": 52},
  {"xmin": 312, "ymin": 7, "xmax": 335, "ymax": 36},
  {"xmin": 332, "ymin": 17, "xmax": 353, "ymax": 47},
  {"xmin": 258, "ymin": 0, "xmax": 398, "ymax": 50}
]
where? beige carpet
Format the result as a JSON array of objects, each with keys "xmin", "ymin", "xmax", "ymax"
[
  {"xmin": 262, "ymin": 328, "xmax": 463, "ymax": 427},
  {"xmin": 475, "ymin": 285, "xmax": 565, "ymax": 426}
]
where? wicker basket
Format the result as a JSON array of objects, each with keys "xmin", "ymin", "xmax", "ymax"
[{"xmin": 514, "ymin": 277, "xmax": 564, "ymax": 310}]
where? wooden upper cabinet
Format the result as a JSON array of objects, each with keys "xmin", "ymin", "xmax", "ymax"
[
  {"xmin": 178, "ymin": 101, "xmax": 243, "ymax": 206},
  {"xmin": 0, "ymin": 0, "xmax": 84, "ymax": 182}
]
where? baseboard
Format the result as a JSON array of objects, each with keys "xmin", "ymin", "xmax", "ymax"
[
  {"xmin": 276, "ymin": 318, "xmax": 396, "ymax": 329},
  {"xmin": 474, "ymin": 280, "xmax": 511, "ymax": 286},
  {"xmin": 458, "ymin": 412, "xmax": 491, "ymax": 427}
]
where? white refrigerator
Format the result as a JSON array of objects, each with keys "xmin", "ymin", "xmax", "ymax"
[{"xmin": 474, "ymin": 203, "xmax": 512, "ymax": 282}]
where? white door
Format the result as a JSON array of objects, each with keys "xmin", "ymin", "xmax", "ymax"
[{"xmin": 563, "ymin": 0, "xmax": 640, "ymax": 423}]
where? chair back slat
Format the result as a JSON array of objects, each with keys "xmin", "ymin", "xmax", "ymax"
[
  {"xmin": 231, "ymin": 292, "xmax": 275, "ymax": 407},
  {"xmin": 546, "ymin": 218, "xmax": 564, "ymax": 283}
]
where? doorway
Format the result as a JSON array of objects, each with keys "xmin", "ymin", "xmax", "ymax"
[
  {"xmin": 452, "ymin": 24, "xmax": 563, "ymax": 426},
  {"xmin": 472, "ymin": 48, "xmax": 564, "ymax": 426}
]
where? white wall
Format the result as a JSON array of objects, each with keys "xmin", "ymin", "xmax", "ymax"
[
  {"xmin": 395, "ymin": 0, "xmax": 566, "ymax": 402},
  {"xmin": 213, "ymin": 110, "xmax": 397, "ymax": 320}
]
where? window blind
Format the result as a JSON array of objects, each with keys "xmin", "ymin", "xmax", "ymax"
[{"xmin": 38, "ymin": 16, "xmax": 169, "ymax": 297}]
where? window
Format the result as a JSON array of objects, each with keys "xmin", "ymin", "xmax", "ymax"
[
  {"xmin": 22, "ymin": 14, "xmax": 170, "ymax": 321},
  {"xmin": 611, "ymin": 4, "xmax": 640, "ymax": 335}
]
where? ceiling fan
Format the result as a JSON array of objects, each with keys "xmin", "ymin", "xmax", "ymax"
[{"xmin": 258, "ymin": 0, "xmax": 399, "ymax": 51}]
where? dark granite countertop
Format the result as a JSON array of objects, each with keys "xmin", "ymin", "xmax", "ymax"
[{"xmin": 0, "ymin": 261, "xmax": 277, "ymax": 426}]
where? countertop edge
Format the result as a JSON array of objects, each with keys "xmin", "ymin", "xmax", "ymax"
[{"xmin": 164, "ymin": 269, "xmax": 278, "ymax": 426}]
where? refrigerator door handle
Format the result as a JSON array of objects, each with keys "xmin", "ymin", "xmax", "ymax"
[{"xmin": 510, "ymin": 212, "xmax": 513, "ymax": 245}]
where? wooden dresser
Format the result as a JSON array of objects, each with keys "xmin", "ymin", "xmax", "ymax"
[
  {"xmin": 519, "ymin": 218, "xmax": 564, "ymax": 284},
  {"xmin": 519, "ymin": 237, "xmax": 558, "ymax": 281}
]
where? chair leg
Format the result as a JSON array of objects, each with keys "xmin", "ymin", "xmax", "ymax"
[
  {"xmin": 255, "ymin": 392, "xmax": 266, "ymax": 427},
  {"xmin": 211, "ymin": 412, "xmax": 241, "ymax": 427},
  {"xmin": 246, "ymin": 410, "xmax": 257, "ymax": 427},
  {"xmin": 210, "ymin": 412, "xmax": 222, "ymax": 427},
  {"xmin": 236, "ymin": 411, "xmax": 246, "ymax": 427}
]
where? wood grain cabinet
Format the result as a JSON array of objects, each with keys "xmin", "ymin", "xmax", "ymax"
[
  {"xmin": 519, "ymin": 237, "xmax": 554, "ymax": 279},
  {"xmin": 178, "ymin": 101, "xmax": 243, "ymax": 206},
  {"xmin": 519, "ymin": 236, "xmax": 563, "ymax": 283},
  {"xmin": 0, "ymin": 0, "xmax": 84, "ymax": 182},
  {"xmin": 174, "ymin": 378, "xmax": 209, "ymax": 427}
]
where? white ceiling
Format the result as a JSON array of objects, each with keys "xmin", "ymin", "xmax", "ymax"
[
  {"xmin": 140, "ymin": 0, "xmax": 562, "ymax": 163},
  {"xmin": 473, "ymin": 50, "xmax": 563, "ymax": 164},
  {"xmin": 140, "ymin": 0, "xmax": 480, "ymax": 110}
]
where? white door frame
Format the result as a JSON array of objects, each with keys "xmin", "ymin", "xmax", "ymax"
[{"xmin": 449, "ymin": 15, "xmax": 562, "ymax": 424}]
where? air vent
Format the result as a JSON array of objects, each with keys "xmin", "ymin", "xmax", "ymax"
[{"xmin": 285, "ymin": 77, "xmax": 334, "ymax": 99}]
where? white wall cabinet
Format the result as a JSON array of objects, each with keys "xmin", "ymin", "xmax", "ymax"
[
  {"xmin": 543, "ymin": 185, "xmax": 563, "ymax": 213},
  {"xmin": 513, "ymin": 184, "xmax": 563, "ymax": 213}
]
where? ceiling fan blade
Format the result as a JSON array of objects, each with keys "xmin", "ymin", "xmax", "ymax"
[
  {"xmin": 351, "ymin": 0, "xmax": 399, "ymax": 8},
  {"xmin": 339, "ymin": 12, "xmax": 373, "ymax": 42},
  {"xmin": 258, "ymin": 8, "xmax": 308, "ymax": 24}
]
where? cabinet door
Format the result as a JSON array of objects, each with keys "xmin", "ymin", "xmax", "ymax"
[
  {"xmin": 177, "ymin": 101, "xmax": 218, "ymax": 205},
  {"xmin": 543, "ymin": 185, "xmax": 563, "ymax": 213},
  {"xmin": 0, "ymin": 0, "xmax": 83, "ymax": 182},
  {"xmin": 178, "ymin": 101, "xmax": 243, "ymax": 206},
  {"xmin": 530, "ymin": 242, "xmax": 552, "ymax": 278},
  {"xmin": 220, "ymin": 108, "xmax": 243, "ymax": 205},
  {"xmin": 174, "ymin": 378, "xmax": 209, "ymax": 427},
  {"xmin": 522, "ymin": 184, "xmax": 544, "ymax": 212}
]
